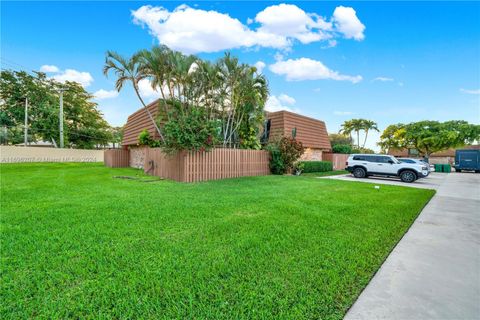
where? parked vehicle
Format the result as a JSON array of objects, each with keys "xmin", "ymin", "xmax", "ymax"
[
  {"xmin": 454, "ymin": 149, "xmax": 480, "ymax": 173},
  {"xmin": 397, "ymin": 158, "xmax": 434, "ymax": 174},
  {"xmin": 346, "ymin": 154, "xmax": 429, "ymax": 183}
]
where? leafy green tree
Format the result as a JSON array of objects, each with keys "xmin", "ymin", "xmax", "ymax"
[
  {"xmin": 340, "ymin": 119, "xmax": 379, "ymax": 149},
  {"xmin": 361, "ymin": 119, "xmax": 379, "ymax": 148},
  {"xmin": 329, "ymin": 133, "xmax": 353, "ymax": 147},
  {"xmin": 379, "ymin": 120, "xmax": 480, "ymax": 158},
  {"xmin": 0, "ymin": 70, "xmax": 111, "ymax": 148},
  {"xmin": 104, "ymin": 51, "xmax": 165, "ymax": 142},
  {"xmin": 111, "ymin": 46, "xmax": 269, "ymax": 152}
]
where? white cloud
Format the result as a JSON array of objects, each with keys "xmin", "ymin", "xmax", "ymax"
[
  {"xmin": 373, "ymin": 77, "xmax": 394, "ymax": 82},
  {"xmin": 278, "ymin": 93, "xmax": 296, "ymax": 105},
  {"xmin": 265, "ymin": 94, "xmax": 299, "ymax": 113},
  {"xmin": 332, "ymin": 6, "xmax": 365, "ymax": 40},
  {"xmin": 131, "ymin": 4, "xmax": 365, "ymax": 54},
  {"xmin": 333, "ymin": 111, "xmax": 354, "ymax": 116},
  {"xmin": 39, "ymin": 65, "xmax": 59, "ymax": 73},
  {"xmin": 138, "ymin": 79, "xmax": 162, "ymax": 101},
  {"xmin": 52, "ymin": 69, "xmax": 94, "ymax": 87},
  {"xmin": 254, "ymin": 4, "xmax": 331, "ymax": 44},
  {"xmin": 460, "ymin": 88, "xmax": 480, "ymax": 95},
  {"xmin": 254, "ymin": 61, "xmax": 266, "ymax": 74},
  {"xmin": 94, "ymin": 89, "xmax": 119, "ymax": 100},
  {"xmin": 269, "ymin": 58, "xmax": 362, "ymax": 83}
]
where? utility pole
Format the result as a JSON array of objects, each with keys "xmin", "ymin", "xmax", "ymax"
[
  {"xmin": 24, "ymin": 97, "xmax": 28, "ymax": 147},
  {"xmin": 58, "ymin": 88, "xmax": 66, "ymax": 148}
]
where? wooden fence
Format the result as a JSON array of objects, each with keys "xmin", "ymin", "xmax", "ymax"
[
  {"xmin": 323, "ymin": 153, "xmax": 349, "ymax": 170},
  {"xmin": 144, "ymin": 148, "xmax": 270, "ymax": 182},
  {"xmin": 104, "ymin": 149, "xmax": 130, "ymax": 168}
]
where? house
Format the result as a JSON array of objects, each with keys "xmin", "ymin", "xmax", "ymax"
[
  {"xmin": 265, "ymin": 110, "xmax": 331, "ymax": 161},
  {"xmin": 388, "ymin": 145, "xmax": 480, "ymax": 164},
  {"xmin": 122, "ymin": 100, "xmax": 332, "ymax": 166}
]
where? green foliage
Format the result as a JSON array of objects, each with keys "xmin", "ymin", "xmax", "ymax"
[
  {"xmin": 329, "ymin": 133, "xmax": 353, "ymax": 147},
  {"xmin": 379, "ymin": 120, "xmax": 480, "ymax": 156},
  {"xmin": 268, "ymin": 147, "xmax": 285, "ymax": 175},
  {"xmin": 267, "ymin": 136, "xmax": 304, "ymax": 174},
  {"xmin": 0, "ymin": 70, "xmax": 112, "ymax": 148},
  {"xmin": 332, "ymin": 144, "xmax": 352, "ymax": 154},
  {"xmin": 163, "ymin": 106, "xmax": 218, "ymax": 153},
  {"xmin": 339, "ymin": 119, "xmax": 379, "ymax": 149},
  {"xmin": 1, "ymin": 163, "xmax": 435, "ymax": 319},
  {"xmin": 106, "ymin": 46, "xmax": 269, "ymax": 151},
  {"xmin": 138, "ymin": 129, "xmax": 160, "ymax": 147},
  {"xmin": 351, "ymin": 147, "xmax": 375, "ymax": 154},
  {"xmin": 299, "ymin": 161, "xmax": 333, "ymax": 173}
]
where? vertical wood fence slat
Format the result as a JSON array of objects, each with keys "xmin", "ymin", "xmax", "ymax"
[
  {"xmin": 104, "ymin": 149, "xmax": 130, "ymax": 167},
  {"xmin": 142, "ymin": 147, "xmax": 270, "ymax": 182}
]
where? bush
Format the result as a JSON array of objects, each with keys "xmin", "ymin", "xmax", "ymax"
[
  {"xmin": 299, "ymin": 161, "xmax": 333, "ymax": 173},
  {"xmin": 163, "ymin": 107, "xmax": 218, "ymax": 153},
  {"xmin": 266, "ymin": 136, "xmax": 304, "ymax": 174},
  {"xmin": 332, "ymin": 144, "xmax": 352, "ymax": 154},
  {"xmin": 138, "ymin": 129, "xmax": 160, "ymax": 147},
  {"xmin": 351, "ymin": 147, "xmax": 375, "ymax": 154}
]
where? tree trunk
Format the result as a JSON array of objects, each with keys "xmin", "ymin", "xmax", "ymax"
[
  {"xmin": 362, "ymin": 129, "xmax": 369, "ymax": 149},
  {"xmin": 356, "ymin": 130, "xmax": 360, "ymax": 149},
  {"xmin": 133, "ymin": 83, "xmax": 165, "ymax": 143}
]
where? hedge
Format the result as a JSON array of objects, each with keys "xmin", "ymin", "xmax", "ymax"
[{"xmin": 299, "ymin": 161, "xmax": 333, "ymax": 173}]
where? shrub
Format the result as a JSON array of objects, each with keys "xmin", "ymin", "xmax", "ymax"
[
  {"xmin": 163, "ymin": 107, "xmax": 218, "ymax": 153},
  {"xmin": 266, "ymin": 136, "xmax": 304, "ymax": 174},
  {"xmin": 351, "ymin": 147, "xmax": 375, "ymax": 154},
  {"xmin": 332, "ymin": 144, "xmax": 352, "ymax": 154},
  {"xmin": 299, "ymin": 161, "xmax": 333, "ymax": 173},
  {"xmin": 138, "ymin": 129, "xmax": 160, "ymax": 147}
]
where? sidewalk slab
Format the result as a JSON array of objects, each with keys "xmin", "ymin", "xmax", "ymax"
[{"xmin": 344, "ymin": 173, "xmax": 480, "ymax": 320}]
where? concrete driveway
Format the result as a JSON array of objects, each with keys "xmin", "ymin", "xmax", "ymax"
[
  {"xmin": 342, "ymin": 172, "xmax": 480, "ymax": 320},
  {"xmin": 320, "ymin": 172, "xmax": 444, "ymax": 190}
]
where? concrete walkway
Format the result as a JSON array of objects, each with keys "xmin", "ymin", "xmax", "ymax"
[
  {"xmin": 345, "ymin": 172, "xmax": 480, "ymax": 320},
  {"xmin": 320, "ymin": 172, "xmax": 444, "ymax": 190}
]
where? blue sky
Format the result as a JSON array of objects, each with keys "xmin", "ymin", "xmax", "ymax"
[{"xmin": 2, "ymin": 1, "xmax": 479, "ymax": 150}]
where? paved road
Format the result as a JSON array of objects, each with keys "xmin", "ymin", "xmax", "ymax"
[{"xmin": 344, "ymin": 172, "xmax": 480, "ymax": 320}]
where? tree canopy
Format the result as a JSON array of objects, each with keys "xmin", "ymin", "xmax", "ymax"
[
  {"xmin": 379, "ymin": 120, "xmax": 480, "ymax": 156},
  {"xmin": 104, "ymin": 46, "xmax": 269, "ymax": 152},
  {"xmin": 0, "ymin": 70, "xmax": 113, "ymax": 148},
  {"xmin": 339, "ymin": 118, "xmax": 379, "ymax": 149}
]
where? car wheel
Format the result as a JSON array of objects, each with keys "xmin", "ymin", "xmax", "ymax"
[
  {"xmin": 353, "ymin": 167, "xmax": 366, "ymax": 178},
  {"xmin": 400, "ymin": 170, "xmax": 416, "ymax": 183},
  {"xmin": 456, "ymin": 169, "xmax": 462, "ymax": 172}
]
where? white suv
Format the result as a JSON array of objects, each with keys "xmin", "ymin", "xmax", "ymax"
[{"xmin": 346, "ymin": 154, "xmax": 429, "ymax": 183}]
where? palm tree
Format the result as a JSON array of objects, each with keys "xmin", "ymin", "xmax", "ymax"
[
  {"xmin": 103, "ymin": 51, "xmax": 164, "ymax": 142},
  {"xmin": 339, "ymin": 120, "xmax": 355, "ymax": 147},
  {"xmin": 361, "ymin": 119, "xmax": 379, "ymax": 148}
]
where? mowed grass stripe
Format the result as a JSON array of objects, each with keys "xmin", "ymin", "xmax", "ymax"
[{"xmin": 0, "ymin": 163, "xmax": 434, "ymax": 319}]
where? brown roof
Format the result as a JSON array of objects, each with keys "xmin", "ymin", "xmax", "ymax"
[
  {"xmin": 123, "ymin": 101, "xmax": 331, "ymax": 150},
  {"xmin": 122, "ymin": 100, "xmax": 162, "ymax": 146},
  {"xmin": 266, "ymin": 110, "xmax": 331, "ymax": 150}
]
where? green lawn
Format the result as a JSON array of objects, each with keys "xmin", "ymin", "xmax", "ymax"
[{"xmin": 0, "ymin": 163, "xmax": 434, "ymax": 319}]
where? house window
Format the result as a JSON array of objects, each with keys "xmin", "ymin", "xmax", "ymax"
[
  {"xmin": 291, "ymin": 127, "xmax": 297, "ymax": 138},
  {"xmin": 261, "ymin": 119, "xmax": 271, "ymax": 144}
]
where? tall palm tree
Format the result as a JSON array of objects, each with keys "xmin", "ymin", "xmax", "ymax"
[
  {"xmin": 361, "ymin": 119, "xmax": 379, "ymax": 148},
  {"xmin": 103, "ymin": 51, "xmax": 164, "ymax": 142},
  {"xmin": 339, "ymin": 120, "xmax": 355, "ymax": 147}
]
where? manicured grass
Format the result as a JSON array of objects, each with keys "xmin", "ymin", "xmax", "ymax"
[
  {"xmin": 0, "ymin": 163, "xmax": 434, "ymax": 319},
  {"xmin": 301, "ymin": 170, "xmax": 349, "ymax": 178}
]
